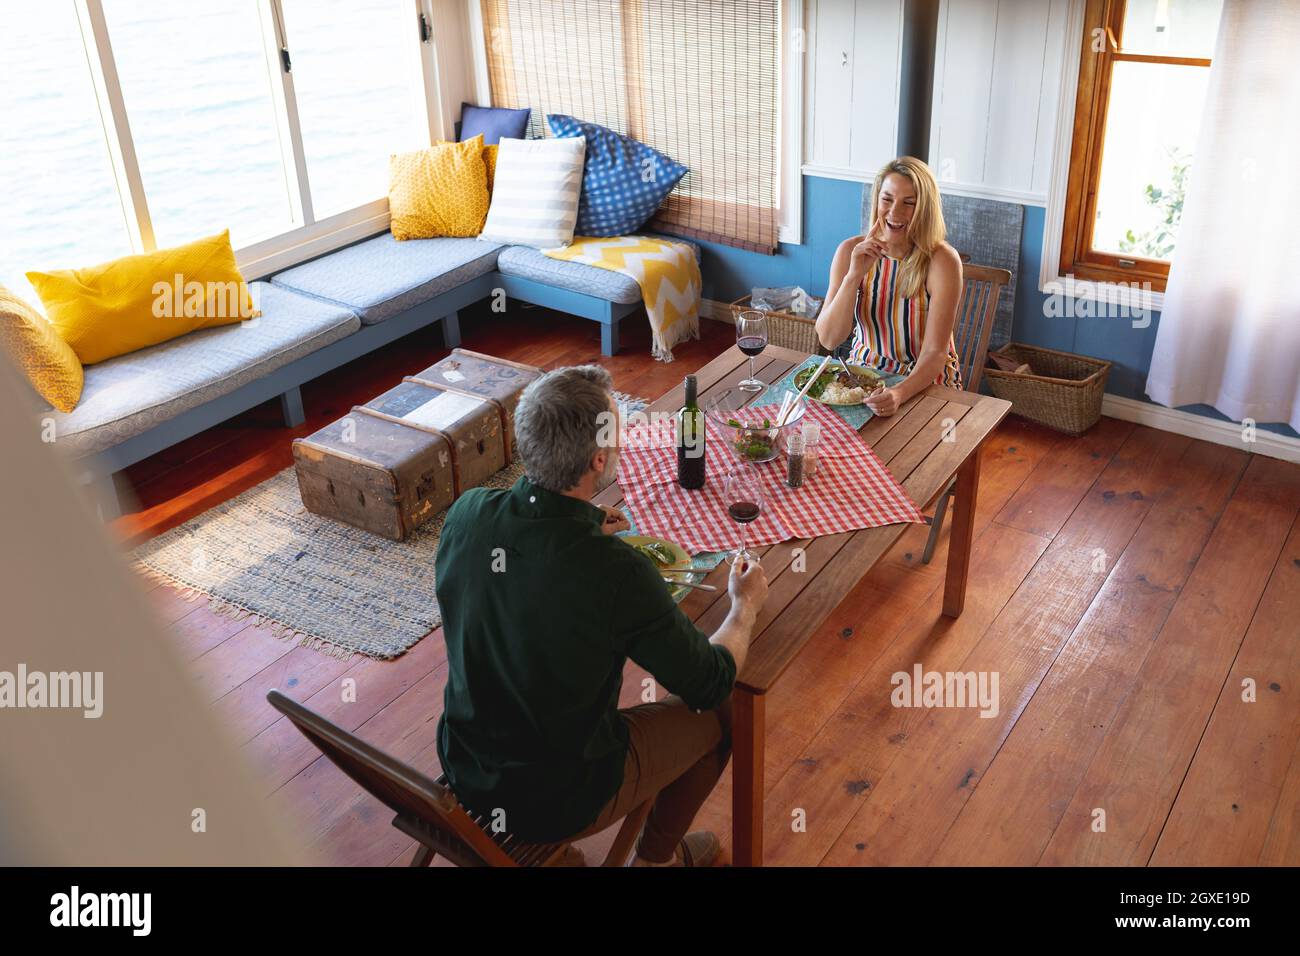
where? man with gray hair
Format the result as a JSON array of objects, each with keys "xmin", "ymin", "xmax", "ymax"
[{"xmin": 435, "ymin": 364, "xmax": 768, "ymax": 866}]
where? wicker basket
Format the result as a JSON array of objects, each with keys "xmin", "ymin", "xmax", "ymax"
[
  {"xmin": 984, "ymin": 343, "xmax": 1112, "ymax": 435},
  {"xmin": 728, "ymin": 294, "xmax": 823, "ymax": 354}
]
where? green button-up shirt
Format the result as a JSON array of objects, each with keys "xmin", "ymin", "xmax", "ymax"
[{"xmin": 434, "ymin": 476, "xmax": 737, "ymax": 842}]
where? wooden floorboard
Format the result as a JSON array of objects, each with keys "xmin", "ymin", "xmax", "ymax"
[
  {"xmin": 933, "ymin": 438, "xmax": 1249, "ymax": 865},
  {"xmin": 120, "ymin": 306, "xmax": 1299, "ymax": 866},
  {"xmin": 1038, "ymin": 455, "xmax": 1300, "ymax": 865},
  {"xmin": 1152, "ymin": 511, "xmax": 1300, "ymax": 865},
  {"xmin": 817, "ymin": 424, "xmax": 1192, "ymax": 866},
  {"xmin": 245, "ymin": 631, "xmax": 448, "ymax": 795}
]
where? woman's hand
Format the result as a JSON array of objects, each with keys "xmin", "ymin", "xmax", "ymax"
[
  {"xmin": 847, "ymin": 221, "xmax": 888, "ymax": 279},
  {"xmin": 864, "ymin": 385, "xmax": 902, "ymax": 417}
]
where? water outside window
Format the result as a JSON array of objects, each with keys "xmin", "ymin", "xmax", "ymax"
[
  {"xmin": 103, "ymin": 0, "xmax": 297, "ymax": 249},
  {"xmin": 2, "ymin": 0, "xmax": 427, "ymax": 299},
  {"xmin": 281, "ymin": 0, "xmax": 425, "ymax": 219},
  {"xmin": 0, "ymin": 4, "xmax": 133, "ymax": 301}
]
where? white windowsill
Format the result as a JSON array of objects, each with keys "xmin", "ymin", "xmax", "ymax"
[
  {"xmin": 235, "ymin": 200, "xmax": 392, "ymax": 282},
  {"xmin": 1038, "ymin": 271, "xmax": 1166, "ymax": 315}
]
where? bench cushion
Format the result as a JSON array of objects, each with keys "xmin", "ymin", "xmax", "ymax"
[
  {"xmin": 495, "ymin": 235, "xmax": 701, "ymax": 306},
  {"xmin": 271, "ymin": 233, "xmax": 503, "ymax": 325},
  {"xmin": 51, "ymin": 283, "xmax": 359, "ymax": 457}
]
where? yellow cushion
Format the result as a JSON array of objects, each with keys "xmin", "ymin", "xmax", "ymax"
[
  {"xmin": 484, "ymin": 143, "xmax": 498, "ymax": 194},
  {"xmin": 388, "ymin": 135, "xmax": 490, "ymax": 240},
  {"xmin": 0, "ymin": 285, "xmax": 84, "ymax": 413},
  {"xmin": 26, "ymin": 230, "xmax": 259, "ymax": 366}
]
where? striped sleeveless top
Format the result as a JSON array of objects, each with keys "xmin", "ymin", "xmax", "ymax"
[{"xmin": 848, "ymin": 254, "xmax": 962, "ymax": 389}]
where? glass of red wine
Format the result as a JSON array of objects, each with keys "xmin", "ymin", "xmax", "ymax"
[
  {"xmin": 724, "ymin": 466, "xmax": 764, "ymax": 566},
  {"xmin": 736, "ymin": 310, "xmax": 768, "ymax": 393}
]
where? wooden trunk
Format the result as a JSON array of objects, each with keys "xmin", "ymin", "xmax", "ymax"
[
  {"xmin": 408, "ymin": 348, "xmax": 543, "ymax": 459},
  {"xmin": 362, "ymin": 380, "xmax": 507, "ymax": 495},
  {"xmin": 292, "ymin": 350, "xmax": 537, "ymax": 541},
  {"xmin": 292, "ymin": 411, "xmax": 455, "ymax": 542}
]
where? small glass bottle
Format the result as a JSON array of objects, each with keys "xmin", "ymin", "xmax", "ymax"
[
  {"xmin": 786, "ymin": 431, "xmax": 806, "ymax": 487},
  {"xmin": 801, "ymin": 421, "xmax": 821, "ymax": 480}
]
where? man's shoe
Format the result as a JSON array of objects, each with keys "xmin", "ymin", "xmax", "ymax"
[
  {"xmin": 678, "ymin": 831, "xmax": 721, "ymax": 867},
  {"xmin": 628, "ymin": 830, "xmax": 722, "ymax": 867},
  {"xmin": 551, "ymin": 842, "xmax": 587, "ymax": 867}
]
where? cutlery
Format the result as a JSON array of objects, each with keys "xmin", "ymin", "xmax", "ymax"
[
  {"xmin": 833, "ymin": 354, "xmax": 886, "ymax": 402},
  {"xmin": 775, "ymin": 391, "xmax": 793, "ymax": 427},
  {"xmin": 662, "ymin": 576, "xmax": 717, "ymax": 592},
  {"xmin": 780, "ymin": 354, "xmax": 832, "ymax": 426}
]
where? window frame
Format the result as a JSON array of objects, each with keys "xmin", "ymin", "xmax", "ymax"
[
  {"xmin": 66, "ymin": 0, "xmax": 446, "ymax": 281},
  {"xmin": 1057, "ymin": 0, "xmax": 1213, "ymax": 294}
]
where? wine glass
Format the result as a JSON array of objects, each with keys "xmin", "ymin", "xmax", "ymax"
[
  {"xmin": 736, "ymin": 310, "xmax": 769, "ymax": 393},
  {"xmin": 724, "ymin": 466, "xmax": 764, "ymax": 566}
]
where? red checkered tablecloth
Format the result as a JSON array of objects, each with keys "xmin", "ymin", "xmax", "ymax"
[{"xmin": 616, "ymin": 401, "xmax": 924, "ymax": 555}]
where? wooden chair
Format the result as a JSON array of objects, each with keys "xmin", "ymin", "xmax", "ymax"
[
  {"xmin": 266, "ymin": 690, "xmax": 652, "ymax": 867},
  {"xmin": 921, "ymin": 262, "xmax": 1011, "ymax": 564}
]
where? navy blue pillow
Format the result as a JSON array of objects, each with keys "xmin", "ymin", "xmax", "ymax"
[
  {"xmin": 547, "ymin": 114, "xmax": 688, "ymax": 237},
  {"xmin": 459, "ymin": 103, "xmax": 530, "ymax": 145}
]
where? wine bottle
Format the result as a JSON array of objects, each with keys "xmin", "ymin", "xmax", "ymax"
[{"xmin": 677, "ymin": 375, "xmax": 706, "ymax": 489}]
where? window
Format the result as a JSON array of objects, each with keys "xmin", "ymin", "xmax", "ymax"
[
  {"xmin": 0, "ymin": 4, "xmax": 133, "ymax": 301},
  {"xmin": 1, "ymin": 0, "xmax": 437, "ymax": 290},
  {"xmin": 1059, "ymin": 0, "xmax": 1223, "ymax": 292},
  {"xmin": 479, "ymin": 0, "xmax": 782, "ymax": 254},
  {"xmin": 281, "ymin": 0, "xmax": 428, "ymax": 218},
  {"xmin": 103, "ymin": 0, "xmax": 296, "ymax": 247}
]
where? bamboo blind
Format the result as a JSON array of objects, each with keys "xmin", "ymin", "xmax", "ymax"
[{"xmin": 480, "ymin": 0, "xmax": 781, "ymax": 253}]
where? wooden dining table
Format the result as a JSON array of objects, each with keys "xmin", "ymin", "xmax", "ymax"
[{"xmin": 594, "ymin": 343, "xmax": 1011, "ymax": 866}]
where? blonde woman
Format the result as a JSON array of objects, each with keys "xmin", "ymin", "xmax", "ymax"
[{"xmin": 816, "ymin": 156, "xmax": 963, "ymax": 416}]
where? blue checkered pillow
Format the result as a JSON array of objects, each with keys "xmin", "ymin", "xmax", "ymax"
[{"xmin": 547, "ymin": 114, "xmax": 688, "ymax": 237}]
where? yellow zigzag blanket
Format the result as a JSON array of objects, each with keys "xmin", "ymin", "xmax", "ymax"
[{"xmin": 542, "ymin": 235, "xmax": 701, "ymax": 362}]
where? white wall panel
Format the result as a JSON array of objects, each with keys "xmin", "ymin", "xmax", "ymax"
[
  {"xmin": 930, "ymin": 0, "xmax": 1070, "ymax": 205},
  {"xmin": 803, "ymin": 0, "xmax": 903, "ymax": 180}
]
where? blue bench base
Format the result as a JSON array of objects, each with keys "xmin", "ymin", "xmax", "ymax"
[
  {"xmin": 491, "ymin": 272, "xmax": 641, "ymax": 357},
  {"xmin": 82, "ymin": 274, "xmax": 491, "ymax": 518},
  {"xmin": 81, "ymin": 267, "xmax": 650, "ymax": 518}
]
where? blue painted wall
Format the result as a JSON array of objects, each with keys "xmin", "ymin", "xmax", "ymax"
[
  {"xmin": 1011, "ymin": 204, "xmax": 1160, "ymax": 402},
  {"xmin": 691, "ymin": 176, "xmax": 1297, "ymax": 438},
  {"xmin": 694, "ymin": 174, "xmax": 864, "ymax": 304},
  {"xmin": 1012, "ymin": 205, "xmax": 1296, "ymax": 438}
]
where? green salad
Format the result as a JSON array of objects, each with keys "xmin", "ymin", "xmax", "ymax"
[
  {"xmin": 634, "ymin": 540, "xmax": 680, "ymax": 568},
  {"xmin": 794, "ymin": 364, "xmax": 882, "ymax": 399},
  {"xmin": 724, "ymin": 416, "xmax": 777, "ymax": 461}
]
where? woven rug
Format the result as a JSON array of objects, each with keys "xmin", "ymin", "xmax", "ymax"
[{"xmin": 135, "ymin": 392, "xmax": 647, "ymax": 661}]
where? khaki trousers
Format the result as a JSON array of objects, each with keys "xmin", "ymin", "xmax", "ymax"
[{"xmin": 567, "ymin": 693, "xmax": 733, "ymax": 862}]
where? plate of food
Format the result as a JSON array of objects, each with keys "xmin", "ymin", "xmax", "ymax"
[
  {"xmin": 792, "ymin": 362, "xmax": 885, "ymax": 405},
  {"xmin": 621, "ymin": 534, "xmax": 695, "ymax": 599},
  {"xmin": 621, "ymin": 534, "xmax": 691, "ymax": 573}
]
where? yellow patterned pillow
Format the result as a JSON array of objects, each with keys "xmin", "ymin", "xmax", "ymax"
[
  {"xmin": 484, "ymin": 143, "xmax": 498, "ymax": 194},
  {"xmin": 0, "ymin": 285, "xmax": 84, "ymax": 413},
  {"xmin": 389, "ymin": 135, "xmax": 490, "ymax": 240},
  {"xmin": 26, "ymin": 230, "xmax": 259, "ymax": 366}
]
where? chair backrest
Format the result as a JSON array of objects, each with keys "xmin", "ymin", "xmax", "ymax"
[
  {"xmin": 952, "ymin": 262, "xmax": 1011, "ymax": 393},
  {"xmin": 265, "ymin": 689, "xmax": 516, "ymax": 867}
]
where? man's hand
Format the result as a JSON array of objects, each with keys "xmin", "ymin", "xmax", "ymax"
[
  {"xmin": 599, "ymin": 505, "xmax": 631, "ymax": 535},
  {"xmin": 708, "ymin": 554, "xmax": 770, "ymax": 672},
  {"xmin": 728, "ymin": 554, "xmax": 769, "ymax": 621}
]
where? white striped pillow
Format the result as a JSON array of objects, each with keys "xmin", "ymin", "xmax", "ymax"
[{"xmin": 478, "ymin": 136, "xmax": 587, "ymax": 249}]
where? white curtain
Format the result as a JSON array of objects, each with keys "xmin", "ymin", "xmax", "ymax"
[{"xmin": 1144, "ymin": 0, "xmax": 1300, "ymax": 431}]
